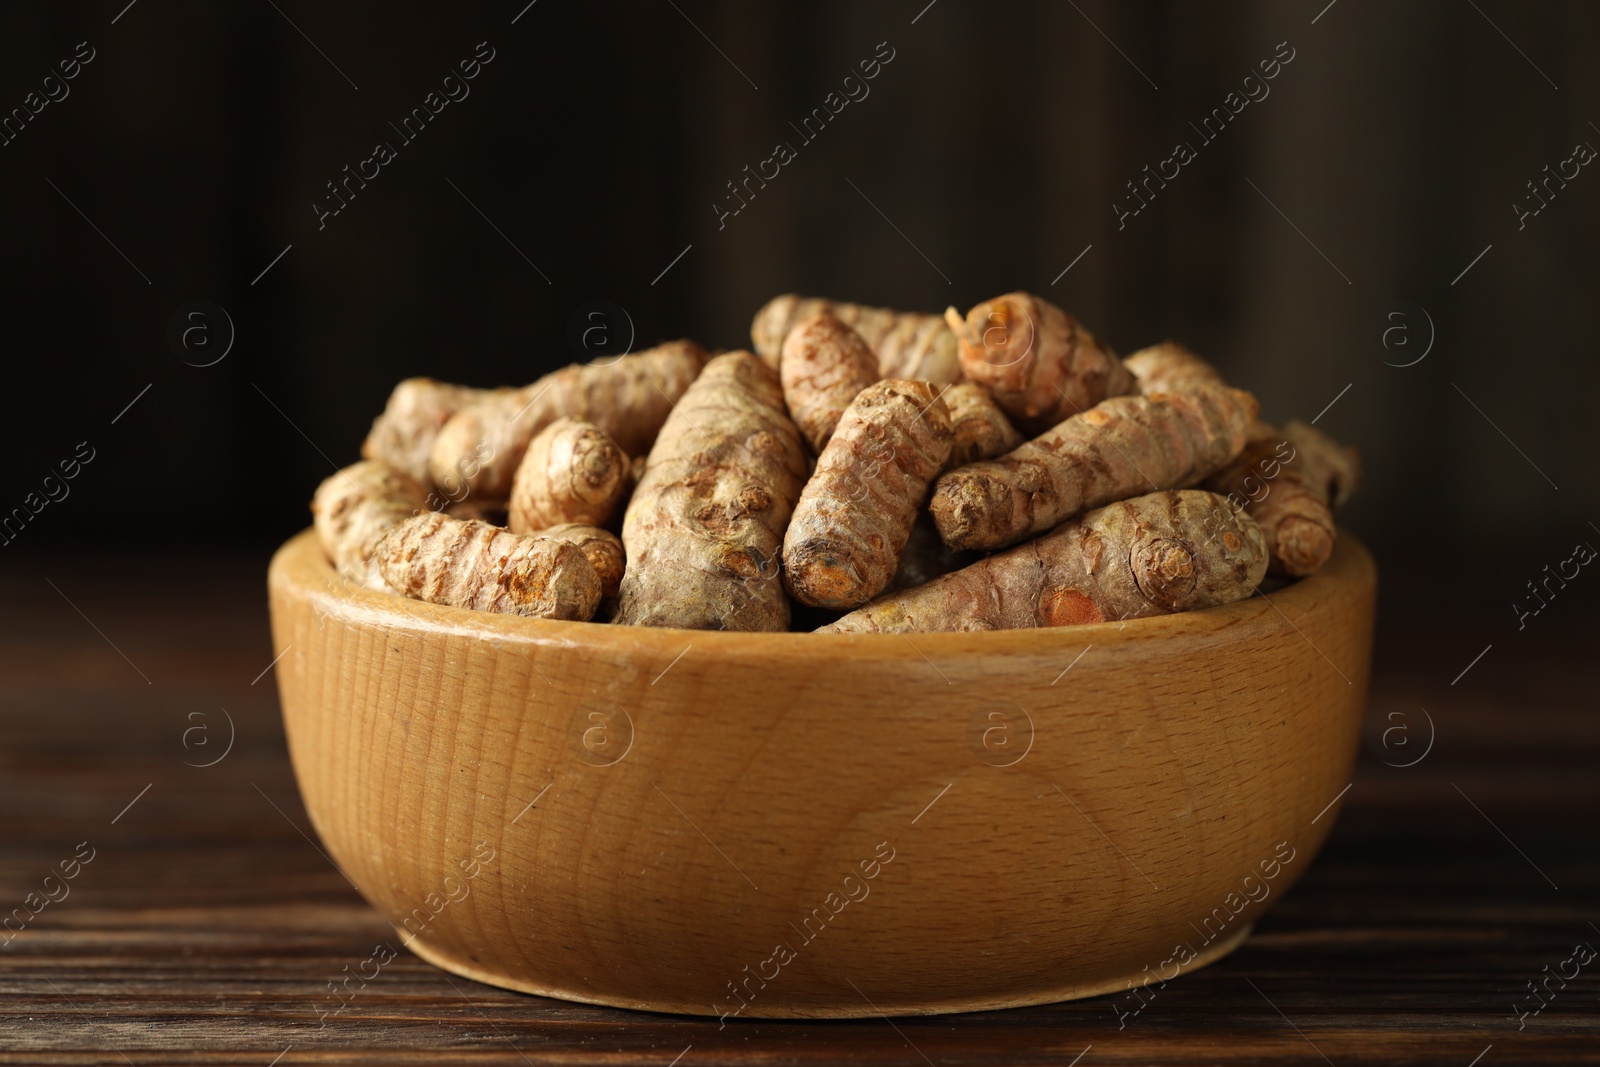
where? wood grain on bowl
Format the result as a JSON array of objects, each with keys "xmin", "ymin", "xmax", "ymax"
[{"xmin": 267, "ymin": 527, "xmax": 1376, "ymax": 1018}]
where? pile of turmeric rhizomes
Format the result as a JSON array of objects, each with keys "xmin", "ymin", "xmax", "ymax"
[{"xmin": 312, "ymin": 291, "xmax": 1357, "ymax": 633}]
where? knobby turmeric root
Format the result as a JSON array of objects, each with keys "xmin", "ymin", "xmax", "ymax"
[
  {"xmin": 614, "ymin": 351, "xmax": 809, "ymax": 631},
  {"xmin": 312, "ymin": 460, "xmax": 428, "ymax": 591},
  {"xmin": 944, "ymin": 382, "xmax": 1022, "ymax": 466},
  {"xmin": 1126, "ymin": 338, "xmax": 1360, "ymax": 577},
  {"xmin": 427, "ymin": 340, "xmax": 706, "ymax": 501},
  {"xmin": 821, "ymin": 490, "xmax": 1267, "ymax": 634},
  {"xmin": 783, "ymin": 379, "xmax": 954, "ymax": 609},
  {"xmin": 1287, "ymin": 419, "xmax": 1359, "ymax": 509},
  {"xmin": 508, "ymin": 417, "xmax": 631, "ymax": 534},
  {"xmin": 930, "ymin": 383, "xmax": 1258, "ymax": 551},
  {"xmin": 947, "ymin": 292, "xmax": 1134, "ymax": 433},
  {"xmin": 375, "ymin": 512, "xmax": 601, "ymax": 620},
  {"xmin": 1124, "ymin": 342, "xmax": 1225, "ymax": 394},
  {"xmin": 1204, "ymin": 419, "xmax": 1360, "ymax": 576},
  {"xmin": 536, "ymin": 522, "xmax": 626, "ymax": 608},
  {"xmin": 362, "ymin": 378, "xmax": 507, "ymax": 484},
  {"xmin": 752, "ymin": 294, "xmax": 962, "ymax": 384},
  {"xmin": 780, "ymin": 311, "xmax": 881, "ymax": 453}
]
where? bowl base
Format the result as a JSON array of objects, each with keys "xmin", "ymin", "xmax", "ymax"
[{"xmin": 398, "ymin": 921, "xmax": 1256, "ymax": 1019}]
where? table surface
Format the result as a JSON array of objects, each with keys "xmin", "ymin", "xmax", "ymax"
[{"xmin": 1, "ymin": 549, "xmax": 1596, "ymax": 1065}]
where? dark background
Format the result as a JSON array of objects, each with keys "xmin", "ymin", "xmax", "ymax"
[
  {"xmin": 2, "ymin": 5, "xmax": 1598, "ymax": 1061},
  {"xmin": 2, "ymin": 0, "xmax": 1597, "ymax": 626}
]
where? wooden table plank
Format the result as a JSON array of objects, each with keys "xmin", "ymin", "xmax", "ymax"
[{"xmin": 1, "ymin": 551, "xmax": 1596, "ymax": 1064}]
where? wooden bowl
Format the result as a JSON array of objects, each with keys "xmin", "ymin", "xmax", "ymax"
[{"xmin": 267, "ymin": 527, "xmax": 1375, "ymax": 1019}]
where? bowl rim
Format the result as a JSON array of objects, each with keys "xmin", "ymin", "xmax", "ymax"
[{"xmin": 271, "ymin": 526, "xmax": 1373, "ymax": 659}]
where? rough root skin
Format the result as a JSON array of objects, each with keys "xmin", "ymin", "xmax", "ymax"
[
  {"xmin": 820, "ymin": 490, "xmax": 1267, "ymax": 634},
  {"xmin": 362, "ymin": 379, "xmax": 505, "ymax": 484},
  {"xmin": 930, "ymin": 383, "xmax": 1259, "ymax": 551},
  {"xmin": 943, "ymin": 382, "xmax": 1023, "ymax": 467},
  {"xmin": 536, "ymin": 523, "xmax": 625, "ymax": 608},
  {"xmin": 783, "ymin": 379, "xmax": 954, "ymax": 610},
  {"xmin": 1285, "ymin": 419, "xmax": 1361, "ymax": 509},
  {"xmin": 1125, "ymin": 342, "xmax": 1225, "ymax": 394},
  {"xmin": 779, "ymin": 311, "xmax": 881, "ymax": 453},
  {"xmin": 614, "ymin": 351, "xmax": 808, "ymax": 631},
  {"xmin": 1204, "ymin": 420, "xmax": 1360, "ymax": 577},
  {"xmin": 950, "ymin": 291, "xmax": 1134, "ymax": 433},
  {"xmin": 375, "ymin": 512, "xmax": 601, "ymax": 620},
  {"xmin": 427, "ymin": 340, "xmax": 706, "ymax": 501},
  {"xmin": 508, "ymin": 417, "xmax": 631, "ymax": 534},
  {"xmin": 752, "ymin": 294, "xmax": 962, "ymax": 384},
  {"xmin": 312, "ymin": 460, "xmax": 428, "ymax": 591}
]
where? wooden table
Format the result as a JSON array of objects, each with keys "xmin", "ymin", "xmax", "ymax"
[{"xmin": 1, "ymin": 550, "xmax": 1595, "ymax": 1064}]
